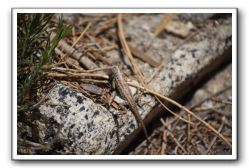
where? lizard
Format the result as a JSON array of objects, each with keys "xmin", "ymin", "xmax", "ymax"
[
  {"xmin": 106, "ymin": 66, "xmax": 151, "ymax": 146},
  {"xmin": 86, "ymin": 65, "xmax": 152, "ymax": 147}
]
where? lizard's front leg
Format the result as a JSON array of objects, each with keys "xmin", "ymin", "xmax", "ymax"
[{"xmin": 108, "ymin": 78, "xmax": 127, "ymax": 114}]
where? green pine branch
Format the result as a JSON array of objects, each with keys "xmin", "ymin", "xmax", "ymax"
[{"xmin": 17, "ymin": 13, "xmax": 71, "ymax": 112}]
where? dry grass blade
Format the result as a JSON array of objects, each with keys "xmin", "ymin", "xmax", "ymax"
[
  {"xmin": 117, "ymin": 14, "xmax": 135, "ymax": 67},
  {"xmin": 127, "ymin": 81, "xmax": 232, "ymax": 148},
  {"xmin": 87, "ymin": 51, "xmax": 112, "ymax": 65},
  {"xmin": 147, "ymin": 64, "xmax": 164, "ymax": 83},
  {"xmin": 187, "ymin": 114, "xmax": 191, "ymax": 154},
  {"xmin": 204, "ymin": 122, "xmax": 225, "ymax": 154},
  {"xmin": 160, "ymin": 119, "xmax": 187, "ymax": 154},
  {"xmin": 18, "ymin": 95, "xmax": 49, "ymax": 113},
  {"xmin": 129, "ymin": 45, "xmax": 160, "ymax": 67},
  {"xmin": 72, "ymin": 26, "xmax": 77, "ymax": 44},
  {"xmin": 117, "ymin": 14, "xmax": 145, "ymax": 85},
  {"xmin": 156, "ymin": 96, "xmax": 194, "ymax": 125},
  {"xmin": 50, "ymin": 67, "xmax": 88, "ymax": 73},
  {"xmin": 161, "ymin": 117, "xmax": 168, "ymax": 155},
  {"xmin": 193, "ymin": 104, "xmax": 226, "ymax": 111},
  {"xmin": 189, "ymin": 85, "xmax": 231, "ymax": 109},
  {"xmin": 60, "ymin": 80, "xmax": 91, "ymax": 97},
  {"xmin": 96, "ymin": 13, "xmax": 132, "ymax": 33},
  {"xmin": 42, "ymin": 61, "xmax": 66, "ymax": 69},
  {"xmin": 44, "ymin": 71, "xmax": 109, "ymax": 79},
  {"xmin": 154, "ymin": 13, "xmax": 176, "ymax": 37},
  {"xmin": 72, "ymin": 22, "xmax": 92, "ymax": 48}
]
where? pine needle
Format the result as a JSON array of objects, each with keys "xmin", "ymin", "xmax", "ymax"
[
  {"xmin": 117, "ymin": 14, "xmax": 145, "ymax": 85},
  {"xmin": 72, "ymin": 22, "xmax": 92, "ymax": 48}
]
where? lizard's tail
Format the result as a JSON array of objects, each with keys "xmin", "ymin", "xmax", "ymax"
[{"xmin": 140, "ymin": 122, "xmax": 157, "ymax": 153}]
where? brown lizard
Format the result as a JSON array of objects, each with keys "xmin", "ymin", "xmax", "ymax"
[
  {"xmin": 88, "ymin": 65, "xmax": 151, "ymax": 146},
  {"xmin": 107, "ymin": 66, "xmax": 151, "ymax": 146}
]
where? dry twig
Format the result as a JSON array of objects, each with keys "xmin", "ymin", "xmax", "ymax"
[{"xmin": 161, "ymin": 119, "xmax": 187, "ymax": 154}]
